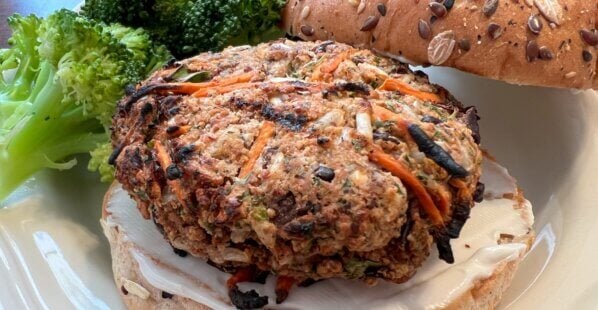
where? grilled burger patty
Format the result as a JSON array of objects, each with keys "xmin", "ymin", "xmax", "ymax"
[{"xmin": 111, "ymin": 40, "xmax": 483, "ymax": 285}]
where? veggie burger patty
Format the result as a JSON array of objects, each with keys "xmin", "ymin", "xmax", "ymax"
[{"xmin": 111, "ymin": 39, "xmax": 483, "ymax": 290}]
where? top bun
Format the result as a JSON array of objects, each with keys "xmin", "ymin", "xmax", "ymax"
[{"xmin": 282, "ymin": 0, "xmax": 597, "ymax": 89}]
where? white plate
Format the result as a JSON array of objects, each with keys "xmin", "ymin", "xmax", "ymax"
[{"xmin": 1, "ymin": 65, "xmax": 597, "ymax": 309}]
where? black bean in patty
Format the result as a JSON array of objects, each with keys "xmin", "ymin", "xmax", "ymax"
[
  {"xmin": 166, "ymin": 164, "xmax": 183, "ymax": 180},
  {"xmin": 314, "ymin": 165, "xmax": 335, "ymax": 182}
]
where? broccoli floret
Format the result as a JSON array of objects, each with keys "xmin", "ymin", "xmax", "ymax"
[
  {"xmin": 181, "ymin": 0, "xmax": 286, "ymax": 56},
  {"xmin": 0, "ymin": 10, "xmax": 170, "ymax": 200},
  {"xmin": 0, "ymin": 15, "xmax": 41, "ymax": 106},
  {"xmin": 88, "ymin": 142, "xmax": 115, "ymax": 183},
  {"xmin": 80, "ymin": 0, "xmax": 154, "ymax": 27},
  {"xmin": 104, "ymin": 24, "xmax": 173, "ymax": 77},
  {"xmin": 149, "ymin": 0, "xmax": 191, "ymax": 57},
  {"xmin": 81, "ymin": 0, "xmax": 191, "ymax": 57},
  {"xmin": 81, "ymin": 0, "xmax": 287, "ymax": 58},
  {"xmin": 227, "ymin": 0, "xmax": 289, "ymax": 46}
]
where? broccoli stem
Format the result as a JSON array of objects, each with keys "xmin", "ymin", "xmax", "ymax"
[
  {"xmin": 0, "ymin": 61, "xmax": 106, "ymax": 200},
  {"xmin": 8, "ymin": 54, "xmax": 38, "ymax": 100},
  {"xmin": 0, "ymin": 59, "xmax": 46, "ymax": 123},
  {"xmin": 5, "ymin": 63, "xmax": 65, "ymax": 153},
  {"xmin": 0, "ymin": 132, "xmax": 106, "ymax": 200},
  {"xmin": 0, "ymin": 156, "xmax": 43, "ymax": 199},
  {"xmin": 2, "ymin": 19, "xmax": 40, "ymax": 102}
]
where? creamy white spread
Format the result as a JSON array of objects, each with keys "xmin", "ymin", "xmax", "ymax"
[
  {"xmin": 480, "ymin": 158, "xmax": 518, "ymax": 199},
  {"xmin": 105, "ymin": 158, "xmax": 533, "ymax": 309}
]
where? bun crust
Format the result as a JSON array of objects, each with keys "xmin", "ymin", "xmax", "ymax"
[
  {"xmin": 101, "ymin": 183, "xmax": 534, "ymax": 310},
  {"xmin": 445, "ymin": 259, "xmax": 519, "ymax": 310},
  {"xmin": 282, "ymin": 0, "xmax": 597, "ymax": 89}
]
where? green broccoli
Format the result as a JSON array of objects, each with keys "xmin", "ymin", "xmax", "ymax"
[
  {"xmin": 88, "ymin": 142, "xmax": 116, "ymax": 183},
  {"xmin": 82, "ymin": 0, "xmax": 287, "ymax": 58},
  {"xmin": 150, "ymin": 0, "xmax": 191, "ymax": 57},
  {"xmin": 0, "ymin": 15, "xmax": 41, "ymax": 106},
  {"xmin": 103, "ymin": 24, "xmax": 171, "ymax": 77},
  {"xmin": 181, "ymin": 0, "xmax": 287, "ymax": 56},
  {"xmin": 0, "ymin": 10, "xmax": 170, "ymax": 200},
  {"xmin": 80, "ymin": 0, "xmax": 154, "ymax": 27}
]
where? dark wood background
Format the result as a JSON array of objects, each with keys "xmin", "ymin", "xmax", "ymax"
[{"xmin": 1, "ymin": 1, "xmax": 81, "ymax": 48}]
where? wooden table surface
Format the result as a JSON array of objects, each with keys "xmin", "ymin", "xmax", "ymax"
[{"xmin": 1, "ymin": 1, "xmax": 81, "ymax": 48}]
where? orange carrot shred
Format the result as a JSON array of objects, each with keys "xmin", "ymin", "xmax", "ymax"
[
  {"xmin": 226, "ymin": 267, "xmax": 256, "ymax": 289},
  {"xmin": 194, "ymin": 71, "xmax": 255, "ymax": 88},
  {"xmin": 192, "ymin": 82, "xmax": 256, "ymax": 97},
  {"xmin": 275, "ymin": 276, "xmax": 295, "ymax": 304},
  {"xmin": 165, "ymin": 72, "xmax": 256, "ymax": 95},
  {"xmin": 164, "ymin": 83, "xmax": 206, "ymax": 94},
  {"xmin": 434, "ymin": 187, "xmax": 451, "ymax": 216},
  {"xmin": 371, "ymin": 105, "xmax": 409, "ymax": 131},
  {"xmin": 154, "ymin": 140, "xmax": 172, "ymax": 169},
  {"xmin": 239, "ymin": 121, "xmax": 276, "ymax": 178},
  {"xmin": 154, "ymin": 141, "xmax": 187, "ymax": 205},
  {"xmin": 449, "ymin": 178, "xmax": 472, "ymax": 202},
  {"xmin": 369, "ymin": 146, "xmax": 444, "ymax": 226},
  {"xmin": 179, "ymin": 125, "xmax": 191, "ymax": 134},
  {"xmin": 214, "ymin": 71, "xmax": 255, "ymax": 86},
  {"xmin": 311, "ymin": 50, "xmax": 351, "ymax": 81},
  {"xmin": 166, "ymin": 125, "xmax": 191, "ymax": 137},
  {"xmin": 372, "ymin": 105, "xmax": 405, "ymax": 122},
  {"xmin": 378, "ymin": 78, "xmax": 442, "ymax": 103}
]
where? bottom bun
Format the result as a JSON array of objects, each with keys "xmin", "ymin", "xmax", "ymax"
[
  {"xmin": 101, "ymin": 156, "xmax": 534, "ymax": 309},
  {"xmin": 101, "ymin": 212, "xmax": 206, "ymax": 309},
  {"xmin": 443, "ymin": 259, "xmax": 521, "ymax": 310}
]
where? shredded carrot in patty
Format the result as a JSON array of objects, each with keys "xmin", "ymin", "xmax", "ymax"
[
  {"xmin": 213, "ymin": 71, "xmax": 255, "ymax": 86},
  {"xmin": 378, "ymin": 78, "xmax": 442, "ymax": 103},
  {"xmin": 371, "ymin": 105, "xmax": 413, "ymax": 142},
  {"xmin": 433, "ymin": 186, "xmax": 451, "ymax": 216},
  {"xmin": 192, "ymin": 82, "xmax": 256, "ymax": 97},
  {"xmin": 238, "ymin": 121, "xmax": 276, "ymax": 178},
  {"xmin": 369, "ymin": 146, "xmax": 444, "ymax": 226},
  {"xmin": 164, "ymin": 71, "xmax": 256, "ymax": 95},
  {"xmin": 372, "ymin": 105, "xmax": 409, "ymax": 129},
  {"xmin": 226, "ymin": 267, "xmax": 256, "ymax": 289},
  {"xmin": 275, "ymin": 276, "xmax": 295, "ymax": 303},
  {"xmin": 162, "ymin": 82, "xmax": 206, "ymax": 95},
  {"xmin": 154, "ymin": 140, "xmax": 187, "ymax": 206},
  {"xmin": 311, "ymin": 50, "xmax": 351, "ymax": 81},
  {"xmin": 154, "ymin": 140, "xmax": 172, "ymax": 171},
  {"xmin": 449, "ymin": 178, "xmax": 472, "ymax": 201},
  {"xmin": 166, "ymin": 125, "xmax": 191, "ymax": 137}
]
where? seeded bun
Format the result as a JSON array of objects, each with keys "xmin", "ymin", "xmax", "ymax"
[{"xmin": 282, "ymin": 0, "xmax": 597, "ymax": 89}]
